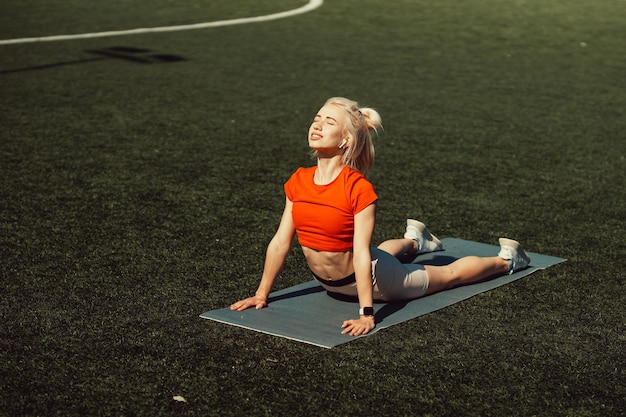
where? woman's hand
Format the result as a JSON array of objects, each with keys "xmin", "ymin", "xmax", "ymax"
[
  {"xmin": 230, "ymin": 295, "xmax": 267, "ymax": 312},
  {"xmin": 341, "ymin": 316, "xmax": 375, "ymax": 336}
]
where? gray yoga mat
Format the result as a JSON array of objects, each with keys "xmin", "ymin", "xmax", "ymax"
[{"xmin": 200, "ymin": 238, "xmax": 566, "ymax": 348}]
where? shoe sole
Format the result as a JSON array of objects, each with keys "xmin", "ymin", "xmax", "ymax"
[
  {"xmin": 407, "ymin": 219, "xmax": 443, "ymax": 249},
  {"xmin": 498, "ymin": 237, "xmax": 531, "ymax": 264}
]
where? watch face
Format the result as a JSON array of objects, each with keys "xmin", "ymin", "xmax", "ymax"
[{"xmin": 361, "ymin": 307, "xmax": 374, "ymax": 316}]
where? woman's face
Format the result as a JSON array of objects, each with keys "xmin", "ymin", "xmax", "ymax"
[{"xmin": 308, "ymin": 103, "xmax": 347, "ymax": 152}]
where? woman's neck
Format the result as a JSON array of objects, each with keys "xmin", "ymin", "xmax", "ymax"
[{"xmin": 314, "ymin": 157, "xmax": 345, "ymax": 185}]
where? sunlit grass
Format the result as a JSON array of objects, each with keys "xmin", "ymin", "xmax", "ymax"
[{"xmin": 1, "ymin": 0, "xmax": 625, "ymax": 416}]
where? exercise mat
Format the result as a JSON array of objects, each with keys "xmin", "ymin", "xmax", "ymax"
[{"xmin": 200, "ymin": 238, "xmax": 565, "ymax": 348}]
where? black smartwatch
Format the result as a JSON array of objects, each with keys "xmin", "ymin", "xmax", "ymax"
[{"xmin": 359, "ymin": 307, "xmax": 374, "ymax": 316}]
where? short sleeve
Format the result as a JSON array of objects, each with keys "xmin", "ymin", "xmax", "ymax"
[
  {"xmin": 284, "ymin": 167, "xmax": 304, "ymax": 201},
  {"xmin": 348, "ymin": 172, "xmax": 378, "ymax": 214}
]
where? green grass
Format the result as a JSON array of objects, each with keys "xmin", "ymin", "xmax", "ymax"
[{"xmin": 1, "ymin": 0, "xmax": 625, "ymax": 416}]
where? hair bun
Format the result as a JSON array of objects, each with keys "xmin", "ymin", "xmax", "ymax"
[{"xmin": 360, "ymin": 107, "xmax": 383, "ymax": 132}]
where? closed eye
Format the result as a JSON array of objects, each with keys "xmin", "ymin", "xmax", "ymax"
[{"xmin": 313, "ymin": 115, "xmax": 338, "ymax": 125}]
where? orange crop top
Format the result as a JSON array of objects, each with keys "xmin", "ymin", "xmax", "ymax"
[{"xmin": 284, "ymin": 166, "xmax": 378, "ymax": 252}]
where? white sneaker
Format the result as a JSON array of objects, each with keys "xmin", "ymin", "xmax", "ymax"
[
  {"xmin": 498, "ymin": 238, "xmax": 531, "ymax": 274},
  {"xmin": 404, "ymin": 219, "xmax": 443, "ymax": 254}
]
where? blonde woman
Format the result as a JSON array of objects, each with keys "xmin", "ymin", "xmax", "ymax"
[{"xmin": 231, "ymin": 97, "xmax": 530, "ymax": 336}]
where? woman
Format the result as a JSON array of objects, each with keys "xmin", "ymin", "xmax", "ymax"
[{"xmin": 230, "ymin": 97, "xmax": 530, "ymax": 337}]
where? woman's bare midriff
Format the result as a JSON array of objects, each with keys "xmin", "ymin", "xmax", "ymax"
[{"xmin": 301, "ymin": 246, "xmax": 354, "ymax": 280}]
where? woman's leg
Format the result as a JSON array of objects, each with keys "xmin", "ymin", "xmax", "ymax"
[
  {"xmin": 377, "ymin": 219, "xmax": 443, "ymax": 258},
  {"xmin": 423, "ymin": 256, "xmax": 509, "ymax": 296},
  {"xmin": 377, "ymin": 238, "xmax": 415, "ymax": 257},
  {"xmin": 377, "ymin": 219, "xmax": 531, "ymax": 298}
]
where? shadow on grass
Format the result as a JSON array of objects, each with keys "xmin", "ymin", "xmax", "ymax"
[{"xmin": 0, "ymin": 46, "xmax": 186, "ymax": 74}]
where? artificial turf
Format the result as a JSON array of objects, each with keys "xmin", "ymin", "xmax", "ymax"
[{"xmin": 1, "ymin": 0, "xmax": 625, "ymax": 416}]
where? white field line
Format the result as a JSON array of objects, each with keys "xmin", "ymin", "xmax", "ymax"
[{"xmin": 0, "ymin": 0, "xmax": 323, "ymax": 45}]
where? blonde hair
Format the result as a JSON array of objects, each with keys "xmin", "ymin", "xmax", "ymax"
[{"xmin": 319, "ymin": 97, "xmax": 382, "ymax": 176}]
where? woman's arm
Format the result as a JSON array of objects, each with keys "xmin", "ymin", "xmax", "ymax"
[
  {"xmin": 341, "ymin": 202, "xmax": 377, "ymax": 336},
  {"xmin": 230, "ymin": 197, "xmax": 296, "ymax": 311}
]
